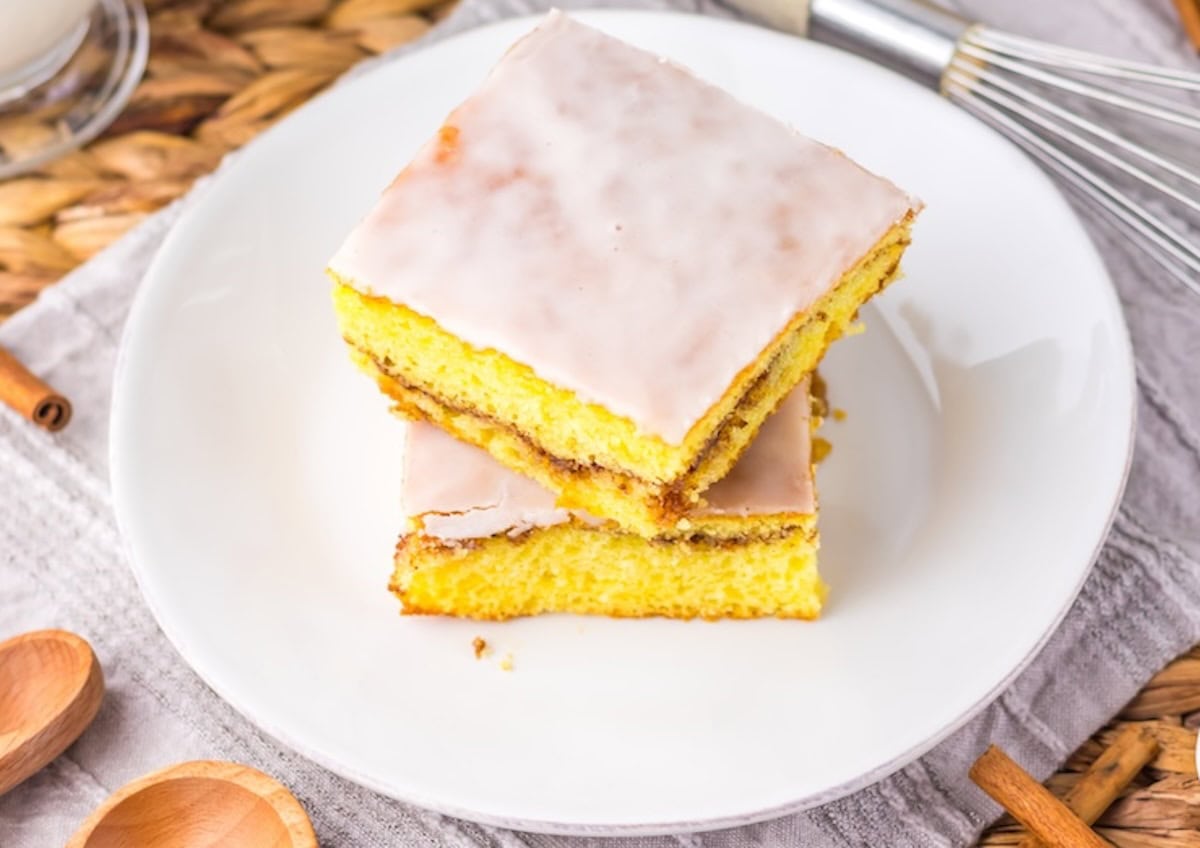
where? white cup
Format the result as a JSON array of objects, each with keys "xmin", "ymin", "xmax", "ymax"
[
  {"xmin": 0, "ymin": 0, "xmax": 146, "ymax": 178},
  {"xmin": 0, "ymin": 0, "xmax": 98, "ymax": 94}
]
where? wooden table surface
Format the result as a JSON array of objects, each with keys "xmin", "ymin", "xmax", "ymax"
[{"xmin": 0, "ymin": 1, "xmax": 1196, "ymax": 843}]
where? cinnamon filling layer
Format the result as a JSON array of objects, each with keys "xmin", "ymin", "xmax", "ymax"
[
  {"xmin": 398, "ymin": 522, "xmax": 817, "ymax": 556},
  {"xmin": 360, "ymin": 342, "xmax": 783, "ymax": 516}
]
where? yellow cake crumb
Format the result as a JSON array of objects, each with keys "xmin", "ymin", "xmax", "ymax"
[
  {"xmin": 472, "ymin": 637, "xmax": 489, "ymax": 659},
  {"xmin": 392, "ymin": 518, "xmax": 824, "ymax": 621}
]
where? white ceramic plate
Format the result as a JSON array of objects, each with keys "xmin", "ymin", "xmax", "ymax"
[{"xmin": 110, "ymin": 10, "xmax": 1135, "ymax": 835}]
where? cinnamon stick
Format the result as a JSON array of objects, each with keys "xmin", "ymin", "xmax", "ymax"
[
  {"xmin": 970, "ymin": 745, "xmax": 1112, "ymax": 848},
  {"xmin": 1174, "ymin": 0, "xmax": 1200, "ymax": 50},
  {"xmin": 0, "ymin": 346, "xmax": 72, "ymax": 431},
  {"xmin": 1016, "ymin": 726, "xmax": 1159, "ymax": 848}
]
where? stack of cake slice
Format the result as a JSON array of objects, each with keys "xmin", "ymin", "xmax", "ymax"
[{"xmin": 328, "ymin": 12, "xmax": 921, "ymax": 620}]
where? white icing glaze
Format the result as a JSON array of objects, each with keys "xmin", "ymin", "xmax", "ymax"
[
  {"xmin": 697, "ymin": 384, "xmax": 814, "ymax": 516},
  {"xmin": 405, "ymin": 380, "xmax": 814, "ymax": 540},
  {"xmin": 329, "ymin": 11, "xmax": 918, "ymax": 444},
  {"xmin": 403, "ymin": 421, "xmax": 573, "ymax": 539}
]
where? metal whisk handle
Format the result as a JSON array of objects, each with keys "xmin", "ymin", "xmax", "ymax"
[
  {"xmin": 807, "ymin": 0, "xmax": 970, "ymax": 89},
  {"xmin": 725, "ymin": 0, "xmax": 971, "ymax": 89}
]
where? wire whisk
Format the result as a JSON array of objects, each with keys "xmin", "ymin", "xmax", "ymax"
[{"xmin": 728, "ymin": 0, "xmax": 1200, "ymax": 294}]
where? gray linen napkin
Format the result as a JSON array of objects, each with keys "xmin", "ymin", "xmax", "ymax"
[{"xmin": 2, "ymin": 0, "xmax": 1198, "ymax": 845}]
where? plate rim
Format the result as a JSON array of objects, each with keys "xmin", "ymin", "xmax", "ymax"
[{"xmin": 109, "ymin": 8, "xmax": 1137, "ymax": 836}]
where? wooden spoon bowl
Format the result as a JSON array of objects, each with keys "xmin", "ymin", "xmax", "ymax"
[
  {"xmin": 0, "ymin": 629, "xmax": 104, "ymax": 795},
  {"xmin": 67, "ymin": 760, "xmax": 318, "ymax": 848}
]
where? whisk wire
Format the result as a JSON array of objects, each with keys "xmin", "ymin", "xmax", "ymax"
[
  {"xmin": 966, "ymin": 28, "xmax": 1200, "ymax": 92},
  {"xmin": 964, "ymin": 64, "xmax": 1200, "ymax": 193},
  {"xmin": 1031, "ymin": 153, "xmax": 1200, "ymax": 294},
  {"xmin": 953, "ymin": 61, "xmax": 1200, "ymax": 210},
  {"xmin": 948, "ymin": 24, "xmax": 1200, "ymax": 290},
  {"xmin": 947, "ymin": 74, "xmax": 1200, "ymax": 294},
  {"xmin": 957, "ymin": 41, "xmax": 1200, "ymax": 132}
]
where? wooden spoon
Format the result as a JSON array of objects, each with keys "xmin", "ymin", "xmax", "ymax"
[
  {"xmin": 67, "ymin": 760, "xmax": 318, "ymax": 848},
  {"xmin": 0, "ymin": 629, "xmax": 104, "ymax": 795}
]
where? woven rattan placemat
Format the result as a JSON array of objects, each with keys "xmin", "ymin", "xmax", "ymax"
[
  {"xmin": 0, "ymin": 2, "xmax": 1196, "ymax": 843},
  {"xmin": 0, "ymin": 0, "xmax": 450, "ymax": 314}
]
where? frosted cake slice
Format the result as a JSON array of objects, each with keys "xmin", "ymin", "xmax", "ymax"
[
  {"xmin": 330, "ymin": 11, "xmax": 919, "ymax": 535},
  {"xmin": 392, "ymin": 384, "xmax": 825, "ymax": 621}
]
